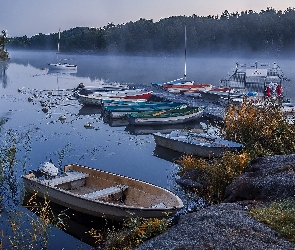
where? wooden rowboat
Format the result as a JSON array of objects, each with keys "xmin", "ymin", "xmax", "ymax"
[
  {"xmin": 22, "ymin": 163, "xmax": 183, "ymax": 220},
  {"xmin": 153, "ymin": 130, "xmax": 243, "ymax": 158},
  {"xmin": 126, "ymin": 106, "xmax": 205, "ymax": 126}
]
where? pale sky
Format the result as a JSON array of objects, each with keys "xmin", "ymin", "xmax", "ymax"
[{"xmin": 1, "ymin": 0, "xmax": 294, "ymax": 37}]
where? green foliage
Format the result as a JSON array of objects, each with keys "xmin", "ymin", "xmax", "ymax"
[
  {"xmin": 223, "ymin": 99, "xmax": 295, "ymax": 158},
  {"xmin": 7, "ymin": 7, "xmax": 295, "ymax": 55},
  {"xmin": 0, "ymin": 30, "xmax": 9, "ymax": 61},
  {"xmin": 249, "ymin": 199, "xmax": 295, "ymax": 243}
]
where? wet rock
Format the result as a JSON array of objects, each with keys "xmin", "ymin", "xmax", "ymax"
[
  {"xmin": 224, "ymin": 154, "xmax": 295, "ymax": 202},
  {"xmin": 136, "ymin": 203, "xmax": 295, "ymax": 250},
  {"xmin": 84, "ymin": 122, "xmax": 93, "ymax": 129},
  {"xmin": 42, "ymin": 107, "xmax": 49, "ymax": 113},
  {"xmin": 58, "ymin": 115, "xmax": 66, "ymax": 121},
  {"xmin": 176, "ymin": 169, "xmax": 209, "ymax": 190}
]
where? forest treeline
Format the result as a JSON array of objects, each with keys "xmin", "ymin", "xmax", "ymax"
[{"xmin": 6, "ymin": 7, "xmax": 295, "ymax": 56}]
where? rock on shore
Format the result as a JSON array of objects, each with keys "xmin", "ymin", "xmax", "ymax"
[
  {"xmin": 136, "ymin": 203, "xmax": 294, "ymax": 250},
  {"xmin": 136, "ymin": 154, "xmax": 295, "ymax": 249}
]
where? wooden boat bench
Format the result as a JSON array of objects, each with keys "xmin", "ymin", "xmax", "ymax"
[
  {"xmin": 82, "ymin": 184, "xmax": 128, "ymax": 200},
  {"xmin": 46, "ymin": 171, "xmax": 89, "ymax": 187}
]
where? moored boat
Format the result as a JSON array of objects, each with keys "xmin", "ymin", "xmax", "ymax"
[
  {"xmin": 77, "ymin": 90, "xmax": 153, "ymax": 106},
  {"xmin": 163, "ymin": 83, "xmax": 213, "ymax": 93},
  {"xmin": 126, "ymin": 106, "xmax": 205, "ymax": 126},
  {"xmin": 48, "ymin": 29, "xmax": 77, "ymax": 71},
  {"xmin": 153, "ymin": 130, "xmax": 243, "ymax": 158},
  {"xmin": 22, "ymin": 163, "xmax": 183, "ymax": 220},
  {"xmin": 103, "ymin": 101, "xmax": 186, "ymax": 119}
]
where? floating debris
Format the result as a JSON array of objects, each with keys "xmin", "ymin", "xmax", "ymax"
[
  {"xmin": 18, "ymin": 88, "xmax": 22, "ymax": 93},
  {"xmin": 28, "ymin": 97, "xmax": 34, "ymax": 102}
]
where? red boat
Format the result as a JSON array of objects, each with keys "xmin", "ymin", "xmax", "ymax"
[{"xmin": 78, "ymin": 90, "xmax": 153, "ymax": 106}]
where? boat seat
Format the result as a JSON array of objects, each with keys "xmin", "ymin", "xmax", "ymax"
[
  {"xmin": 151, "ymin": 202, "xmax": 167, "ymax": 209},
  {"xmin": 82, "ymin": 184, "xmax": 128, "ymax": 199},
  {"xmin": 45, "ymin": 171, "xmax": 89, "ymax": 186}
]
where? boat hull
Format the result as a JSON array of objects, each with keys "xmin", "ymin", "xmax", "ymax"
[
  {"xmin": 104, "ymin": 102, "xmax": 185, "ymax": 119},
  {"xmin": 48, "ymin": 63, "xmax": 77, "ymax": 71},
  {"xmin": 153, "ymin": 132, "xmax": 243, "ymax": 158},
  {"xmin": 78, "ymin": 91, "xmax": 153, "ymax": 106},
  {"xmin": 22, "ymin": 164, "xmax": 183, "ymax": 220},
  {"xmin": 127, "ymin": 107, "xmax": 204, "ymax": 126}
]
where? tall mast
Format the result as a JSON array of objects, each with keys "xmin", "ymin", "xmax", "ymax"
[
  {"xmin": 184, "ymin": 25, "xmax": 187, "ymax": 80},
  {"xmin": 57, "ymin": 28, "xmax": 61, "ymax": 62}
]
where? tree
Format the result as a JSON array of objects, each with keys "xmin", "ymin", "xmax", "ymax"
[{"xmin": 0, "ymin": 30, "xmax": 9, "ymax": 61}]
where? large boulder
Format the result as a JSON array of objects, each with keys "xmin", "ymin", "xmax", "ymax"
[
  {"xmin": 224, "ymin": 154, "xmax": 295, "ymax": 202},
  {"xmin": 135, "ymin": 203, "xmax": 295, "ymax": 250}
]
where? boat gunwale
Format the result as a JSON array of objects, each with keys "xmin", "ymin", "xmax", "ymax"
[{"xmin": 22, "ymin": 164, "xmax": 183, "ymax": 211}]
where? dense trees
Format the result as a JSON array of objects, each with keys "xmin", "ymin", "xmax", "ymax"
[
  {"xmin": 7, "ymin": 7, "xmax": 295, "ymax": 56},
  {"xmin": 0, "ymin": 30, "xmax": 9, "ymax": 60}
]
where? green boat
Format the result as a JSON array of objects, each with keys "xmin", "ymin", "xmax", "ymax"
[{"xmin": 126, "ymin": 106, "xmax": 205, "ymax": 126}]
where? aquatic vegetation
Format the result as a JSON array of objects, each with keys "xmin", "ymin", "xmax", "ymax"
[
  {"xmin": 0, "ymin": 127, "xmax": 69, "ymax": 249},
  {"xmin": 249, "ymin": 199, "xmax": 295, "ymax": 243},
  {"xmin": 104, "ymin": 215, "xmax": 171, "ymax": 249},
  {"xmin": 3, "ymin": 192, "xmax": 67, "ymax": 249}
]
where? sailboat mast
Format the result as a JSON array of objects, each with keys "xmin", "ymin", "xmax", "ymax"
[
  {"xmin": 184, "ymin": 25, "xmax": 187, "ymax": 80},
  {"xmin": 57, "ymin": 28, "xmax": 61, "ymax": 62}
]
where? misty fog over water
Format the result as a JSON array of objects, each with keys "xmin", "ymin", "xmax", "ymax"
[{"xmin": 5, "ymin": 50, "xmax": 295, "ymax": 102}]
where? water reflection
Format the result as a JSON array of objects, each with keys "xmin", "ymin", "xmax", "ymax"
[
  {"xmin": 153, "ymin": 145, "xmax": 182, "ymax": 163},
  {"xmin": 47, "ymin": 68, "xmax": 77, "ymax": 75},
  {"xmin": 78, "ymin": 106, "xmax": 101, "ymax": 116},
  {"xmin": 0, "ymin": 62, "xmax": 8, "ymax": 88},
  {"xmin": 22, "ymin": 192, "xmax": 121, "ymax": 248}
]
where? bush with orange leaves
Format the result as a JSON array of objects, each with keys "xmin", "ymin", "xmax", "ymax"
[
  {"xmin": 223, "ymin": 99, "xmax": 295, "ymax": 158},
  {"xmin": 177, "ymin": 99, "xmax": 295, "ymax": 203}
]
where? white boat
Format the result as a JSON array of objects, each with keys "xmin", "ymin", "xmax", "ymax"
[
  {"xmin": 153, "ymin": 130, "xmax": 243, "ymax": 158},
  {"xmin": 151, "ymin": 26, "xmax": 192, "ymax": 87},
  {"xmin": 282, "ymin": 103, "xmax": 295, "ymax": 114},
  {"xmin": 221, "ymin": 62, "xmax": 288, "ymax": 87},
  {"xmin": 48, "ymin": 29, "xmax": 77, "ymax": 71},
  {"xmin": 73, "ymin": 83, "xmax": 130, "ymax": 97},
  {"xmin": 22, "ymin": 163, "xmax": 183, "ymax": 220},
  {"xmin": 78, "ymin": 94, "xmax": 147, "ymax": 106},
  {"xmin": 164, "ymin": 83, "xmax": 213, "ymax": 93},
  {"xmin": 77, "ymin": 90, "xmax": 153, "ymax": 106}
]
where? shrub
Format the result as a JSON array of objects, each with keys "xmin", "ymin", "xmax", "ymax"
[
  {"xmin": 177, "ymin": 152, "xmax": 251, "ymax": 204},
  {"xmin": 223, "ymin": 99, "xmax": 295, "ymax": 158}
]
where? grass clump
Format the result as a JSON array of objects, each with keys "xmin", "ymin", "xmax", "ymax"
[{"xmin": 249, "ymin": 199, "xmax": 295, "ymax": 243}]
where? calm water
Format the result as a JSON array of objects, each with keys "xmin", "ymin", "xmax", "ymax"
[{"xmin": 1, "ymin": 50, "xmax": 295, "ymax": 249}]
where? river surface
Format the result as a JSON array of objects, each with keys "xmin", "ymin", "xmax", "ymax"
[{"xmin": 0, "ymin": 50, "xmax": 294, "ymax": 249}]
